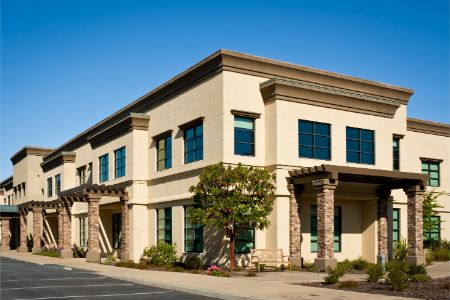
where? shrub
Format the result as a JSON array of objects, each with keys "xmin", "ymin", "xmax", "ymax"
[
  {"xmin": 115, "ymin": 260, "xmax": 136, "ymax": 268},
  {"xmin": 104, "ymin": 255, "xmax": 116, "ymax": 266},
  {"xmin": 38, "ymin": 246, "xmax": 61, "ymax": 258},
  {"xmin": 337, "ymin": 259, "xmax": 353, "ymax": 273},
  {"xmin": 324, "ymin": 265, "xmax": 345, "ymax": 284},
  {"xmin": 303, "ymin": 259, "xmax": 314, "ymax": 269},
  {"xmin": 308, "ymin": 266, "xmax": 319, "ymax": 273},
  {"xmin": 134, "ymin": 262, "xmax": 148, "ymax": 269},
  {"xmin": 432, "ymin": 247, "xmax": 450, "ymax": 261},
  {"xmin": 425, "ymin": 249, "xmax": 434, "ymax": 265},
  {"xmin": 207, "ymin": 265, "xmax": 223, "ymax": 276},
  {"xmin": 351, "ymin": 257, "xmax": 369, "ymax": 271},
  {"xmin": 185, "ymin": 257, "xmax": 203, "ymax": 270},
  {"xmin": 141, "ymin": 243, "xmax": 177, "ymax": 267},
  {"xmin": 410, "ymin": 274, "xmax": 431, "ymax": 282},
  {"xmin": 393, "ymin": 238, "xmax": 408, "ymax": 262},
  {"xmin": 338, "ymin": 280, "xmax": 359, "ymax": 289},
  {"xmin": 385, "ymin": 260, "xmax": 409, "ymax": 291},
  {"xmin": 72, "ymin": 244, "xmax": 86, "ymax": 258},
  {"xmin": 245, "ymin": 269, "xmax": 257, "ymax": 277},
  {"xmin": 367, "ymin": 263, "xmax": 385, "ymax": 283},
  {"xmin": 408, "ymin": 263, "xmax": 427, "ymax": 276},
  {"xmin": 172, "ymin": 266, "xmax": 185, "ymax": 272}
]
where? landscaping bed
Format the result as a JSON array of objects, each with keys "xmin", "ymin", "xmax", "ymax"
[{"xmin": 297, "ymin": 277, "xmax": 450, "ymax": 300}]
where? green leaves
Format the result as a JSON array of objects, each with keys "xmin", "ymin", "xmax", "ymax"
[{"xmin": 422, "ymin": 190, "xmax": 444, "ymax": 236}]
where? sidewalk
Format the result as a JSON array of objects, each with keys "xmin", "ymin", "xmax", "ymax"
[{"xmin": 0, "ymin": 251, "xmax": 418, "ymax": 300}]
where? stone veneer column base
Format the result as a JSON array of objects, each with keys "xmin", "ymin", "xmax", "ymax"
[
  {"xmin": 31, "ymin": 247, "xmax": 41, "ymax": 254},
  {"xmin": 86, "ymin": 251, "xmax": 101, "ymax": 263},
  {"xmin": 377, "ymin": 254, "xmax": 387, "ymax": 266},
  {"xmin": 0, "ymin": 245, "xmax": 10, "ymax": 251},
  {"xmin": 291, "ymin": 256, "xmax": 301, "ymax": 267},
  {"xmin": 18, "ymin": 246, "xmax": 28, "ymax": 252},
  {"xmin": 406, "ymin": 256, "xmax": 425, "ymax": 265},
  {"xmin": 60, "ymin": 249, "xmax": 73, "ymax": 259},
  {"xmin": 314, "ymin": 258, "xmax": 337, "ymax": 271}
]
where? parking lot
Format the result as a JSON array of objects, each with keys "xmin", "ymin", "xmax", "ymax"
[{"xmin": 0, "ymin": 257, "xmax": 213, "ymax": 300}]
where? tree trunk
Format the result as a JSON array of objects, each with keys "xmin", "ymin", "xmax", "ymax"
[{"xmin": 229, "ymin": 234, "xmax": 236, "ymax": 272}]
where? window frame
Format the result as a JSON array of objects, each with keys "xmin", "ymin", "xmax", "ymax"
[
  {"xmin": 421, "ymin": 160, "xmax": 440, "ymax": 187},
  {"xmin": 184, "ymin": 123, "xmax": 203, "ymax": 164},
  {"xmin": 184, "ymin": 206, "xmax": 204, "ymax": 253},
  {"xmin": 235, "ymin": 227, "xmax": 255, "ymax": 254},
  {"xmin": 393, "ymin": 208, "xmax": 400, "ymax": 244},
  {"xmin": 156, "ymin": 135, "xmax": 172, "ymax": 171},
  {"xmin": 55, "ymin": 174, "xmax": 61, "ymax": 195},
  {"xmin": 393, "ymin": 137, "xmax": 400, "ymax": 171},
  {"xmin": 78, "ymin": 166, "xmax": 86, "ymax": 185},
  {"xmin": 114, "ymin": 147, "xmax": 126, "ymax": 178},
  {"xmin": 157, "ymin": 208, "xmax": 172, "ymax": 244},
  {"xmin": 346, "ymin": 126, "xmax": 375, "ymax": 165},
  {"xmin": 298, "ymin": 120, "xmax": 331, "ymax": 160},
  {"xmin": 234, "ymin": 116, "xmax": 255, "ymax": 156},
  {"xmin": 424, "ymin": 215, "xmax": 441, "ymax": 245},
  {"xmin": 112, "ymin": 213, "xmax": 122, "ymax": 249},
  {"xmin": 79, "ymin": 217, "xmax": 87, "ymax": 247},
  {"xmin": 99, "ymin": 154, "xmax": 109, "ymax": 183},
  {"xmin": 47, "ymin": 177, "xmax": 53, "ymax": 198}
]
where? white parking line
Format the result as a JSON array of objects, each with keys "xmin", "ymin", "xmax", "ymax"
[
  {"xmin": 13, "ymin": 291, "xmax": 171, "ymax": 300},
  {"xmin": 1, "ymin": 283, "xmax": 133, "ymax": 291},
  {"xmin": 2, "ymin": 277, "xmax": 106, "ymax": 282}
]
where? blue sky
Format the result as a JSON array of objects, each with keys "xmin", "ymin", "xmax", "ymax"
[{"xmin": 1, "ymin": 0, "xmax": 449, "ymax": 179}]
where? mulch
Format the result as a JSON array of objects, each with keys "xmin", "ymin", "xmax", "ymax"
[{"xmin": 296, "ymin": 277, "xmax": 450, "ymax": 300}]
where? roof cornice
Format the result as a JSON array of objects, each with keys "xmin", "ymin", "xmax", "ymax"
[
  {"xmin": 407, "ymin": 118, "xmax": 450, "ymax": 137},
  {"xmin": 41, "ymin": 151, "xmax": 76, "ymax": 173},
  {"xmin": 10, "ymin": 147, "xmax": 54, "ymax": 165}
]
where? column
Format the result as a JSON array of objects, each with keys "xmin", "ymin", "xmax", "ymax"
[
  {"xmin": 18, "ymin": 210, "xmax": 28, "ymax": 252},
  {"xmin": 86, "ymin": 194, "xmax": 101, "ymax": 262},
  {"xmin": 0, "ymin": 218, "xmax": 11, "ymax": 251},
  {"xmin": 404, "ymin": 185, "xmax": 426, "ymax": 265},
  {"xmin": 312, "ymin": 179, "xmax": 338, "ymax": 271},
  {"xmin": 57, "ymin": 206, "xmax": 64, "ymax": 248},
  {"xmin": 32, "ymin": 207, "xmax": 43, "ymax": 253},
  {"xmin": 376, "ymin": 187, "xmax": 390, "ymax": 265},
  {"xmin": 288, "ymin": 183, "xmax": 301, "ymax": 266},
  {"xmin": 120, "ymin": 197, "xmax": 130, "ymax": 261},
  {"xmin": 61, "ymin": 202, "xmax": 73, "ymax": 259}
]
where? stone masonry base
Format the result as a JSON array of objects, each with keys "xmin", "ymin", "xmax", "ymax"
[
  {"xmin": 406, "ymin": 255, "xmax": 426, "ymax": 265},
  {"xmin": 314, "ymin": 258, "xmax": 337, "ymax": 271},
  {"xmin": 31, "ymin": 247, "xmax": 41, "ymax": 254},
  {"xmin": 86, "ymin": 251, "xmax": 101, "ymax": 263},
  {"xmin": 60, "ymin": 249, "xmax": 73, "ymax": 259},
  {"xmin": 0, "ymin": 245, "xmax": 10, "ymax": 251},
  {"xmin": 18, "ymin": 246, "xmax": 28, "ymax": 253}
]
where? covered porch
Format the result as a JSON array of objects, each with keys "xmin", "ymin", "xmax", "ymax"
[{"xmin": 287, "ymin": 164, "xmax": 428, "ymax": 270}]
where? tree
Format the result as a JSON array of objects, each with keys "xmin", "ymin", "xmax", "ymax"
[
  {"xmin": 422, "ymin": 190, "xmax": 444, "ymax": 247},
  {"xmin": 188, "ymin": 162, "xmax": 276, "ymax": 271}
]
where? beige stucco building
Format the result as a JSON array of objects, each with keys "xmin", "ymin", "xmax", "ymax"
[{"xmin": 1, "ymin": 50, "xmax": 449, "ymax": 269}]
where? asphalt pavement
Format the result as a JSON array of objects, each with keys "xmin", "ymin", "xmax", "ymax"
[{"xmin": 0, "ymin": 257, "xmax": 214, "ymax": 300}]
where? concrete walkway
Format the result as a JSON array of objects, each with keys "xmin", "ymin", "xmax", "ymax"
[{"xmin": 0, "ymin": 251, "xmax": 429, "ymax": 300}]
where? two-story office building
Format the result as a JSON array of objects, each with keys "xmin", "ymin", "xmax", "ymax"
[{"xmin": 1, "ymin": 50, "xmax": 449, "ymax": 269}]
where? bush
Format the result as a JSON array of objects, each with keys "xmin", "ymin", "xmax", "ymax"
[
  {"xmin": 104, "ymin": 255, "xmax": 116, "ymax": 266},
  {"xmin": 37, "ymin": 246, "xmax": 61, "ymax": 258},
  {"xmin": 351, "ymin": 257, "xmax": 369, "ymax": 271},
  {"xmin": 245, "ymin": 269, "xmax": 257, "ymax": 277},
  {"xmin": 338, "ymin": 280, "xmax": 359, "ymax": 289},
  {"xmin": 72, "ymin": 244, "xmax": 86, "ymax": 258},
  {"xmin": 425, "ymin": 249, "xmax": 434, "ymax": 265},
  {"xmin": 324, "ymin": 265, "xmax": 345, "ymax": 284},
  {"xmin": 303, "ymin": 259, "xmax": 314, "ymax": 269},
  {"xmin": 141, "ymin": 243, "xmax": 177, "ymax": 267},
  {"xmin": 185, "ymin": 257, "xmax": 203, "ymax": 270},
  {"xmin": 337, "ymin": 259, "xmax": 353, "ymax": 273},
  {"xmin": 367, "ymin": 263, "xmax": 385, "ymax": 283},
  {"xmin": 393, "ymin": 238, "xmax": 408, "ymax": 262},
  {"xmin": 408, "ymin": 263, "xmax": 427, "ymax": 276},
  {"xmin": 207, "ymin": 265, "xmax": 223, "ymax": 276},
  {"xmin": 386, "ymin": 260, "xmax": 409, "ymax": 291},
  {"xmin": 432, "ymin": 247, "xmax": 450, "ymax": 261},
  {"xmin": 115, "ymin": 260, "xmax": 137, "ymax": 268},
  {"xmin": 410, "ymin": 274, "xmax": 431, "ymax": 282}
]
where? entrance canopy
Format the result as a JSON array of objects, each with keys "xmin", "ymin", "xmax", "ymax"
[
  {"xmin": 58, "ymin": 183, "xmax": 128, "ymax": 203},
  {"xmin": 288, "ymin": 164, "xmax": 428, "ymax": 190}
]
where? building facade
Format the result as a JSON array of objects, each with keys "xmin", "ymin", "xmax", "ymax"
[{"xmin": 1, "ymin": 50, "xmax": 449, "ymax": 269}]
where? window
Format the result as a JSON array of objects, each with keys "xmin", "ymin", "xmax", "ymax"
[
  {"xmin": 79, "ymin": 217, "xmax": 87, "ymax": 247},
  {"xmin": 78, "ymin": 167, "xmax": 86, "ymax": 185},
  {"xmin": 346, "ymin": 127, "xmax": 375, "ymax": 164},
  {"xmin": 157, "ymin": 136, "xmax": 172, "ymax": 171},
  {"xmin": 299, "ymin": 120, "xmax": 331, "ymax": 160},
  {"xmin": 235, "ymin": 228, "xmax": 255, "ymax": 254},
  {"xmin": 22, "ymin": 183, "xmax": 26, "ymax": 196},
  {"xmin": 311, "ymin": 205, "xmax": 341, "ymax": 252},
  {"xmin": 421, "ymin": 160, "xmax": 440, "ymax": 187},
  {"xmin": 393, "ymin": 208, "xmax": 400, "ymax": 244},
  {"xmin": 99, "ymin": 154, "xmax": 109, "ymax": 183},
  {"xmin": 234, "ymin": 116, "xmax": 255, "ymax": 156},
  {"xmin": 47, "ymin": 178, "xmax": 53, "ymax": 197},
  {"xmin": 112, "ymin": 213, "xmax": 122, "ymax": 249},
  {"xmin": 114, "ymin": 147, "xmax": 126, "ymax": 178},
  {"xmin": 184, "ymin": 206, "xmax": 203, "ymax": 253},
  {"xmin": 157, "ymin": 208, "xmax": 172, "ymax": 244},
  {"xmin": 393, "ymin": 137, "xmax": 400, "ymax": 170},
  {"xmin": 184, "ymin": 124, "xmax": 203, "ymax": 163},
  {"xmin": 424, "ymin": 216, "xmax": 441, "ymax": 246},
  {"xmin": 55, "ymin": 174, "xmax": 61, "ymax": 195}
]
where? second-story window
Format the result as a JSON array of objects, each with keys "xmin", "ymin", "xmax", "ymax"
[
  {"xmin": 346, "ymin": 127, "xmax": 375, "ymax": 165},
  {"xmin": 55, "ymin": 174, "xmax": 61, "ymax": 195},
  {"xmin": 114, "ymin": 147, "xmax": 126, "ymax": 178},
  {"xmin": 99, "ymin": 154, "xmax": 109, "ymax": 183},
  {"xmin": 184, "ymin": 123, "xmax": 203, "ymax": 164},
  {"xmin": 393, "ymin": 137, "xmax": 400, "ymax": 170},
  {"xmin": 47, "ymin": 177, "xmax": 53, "ymax": 197},
  {"xmin": 78, "ymin": 167, "xmax": 86, "ymax": 185},
  {"xmin": 298, "ymin": 120, "xmax": 331, "ymax": 160},
  {"xmin": 234, "ymin": 116, "xmax": 255, "ymax": 156},
  {"xmin": 421, "ymin": 160, "xmax": 440, "ymax": 187},
  {"xmin": 157, "ymin": 136, "xmax": 172, "ymax": 171}
]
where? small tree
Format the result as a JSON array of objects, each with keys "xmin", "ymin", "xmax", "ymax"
[
  {"xmin": 422, "ymin": 190, "xmax": 444, "ymax": 247},
  {"xmin": 188, "ymin": 162, "xmax": 276, "ymax": 271}
]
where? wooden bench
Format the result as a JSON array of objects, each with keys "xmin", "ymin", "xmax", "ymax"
[{"xmin": 250, "ymin": 249, "xmax": 291, "ymax": 272}]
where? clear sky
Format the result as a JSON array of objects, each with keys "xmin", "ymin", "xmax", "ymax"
[{"xmin": 1, "ymin": 0, "xmax": 449, "ymax": 180}]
